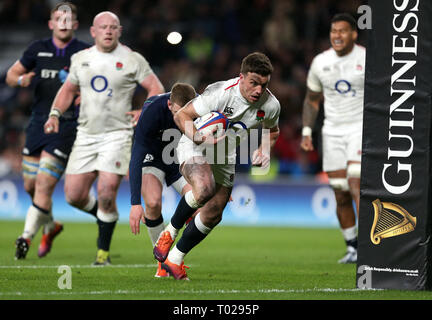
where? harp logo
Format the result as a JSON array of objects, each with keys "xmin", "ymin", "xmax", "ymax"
[{"xmin": 370, "ymin": 199, "xmax": 417, "ymax": 245}]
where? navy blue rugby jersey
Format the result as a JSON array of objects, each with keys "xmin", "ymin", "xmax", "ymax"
[
  {"xmin": 19, "ymin": 37, "xmax": 90, "ymax": 121},
  {"xmin": 129, "ymin": 92, "xmax": 180, "ymax": 205}
]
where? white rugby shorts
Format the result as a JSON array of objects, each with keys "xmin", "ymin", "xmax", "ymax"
[
  {"xmin": 66, "ymin": 130, "xmax": 133, "ymax": 175},
  {"xmin": 176, "ymin": 135, "xmax": 235, "ymax": 188},
  {"xmin": 322, "ymin": 129, "xmax": 362, "ymax": 172}
]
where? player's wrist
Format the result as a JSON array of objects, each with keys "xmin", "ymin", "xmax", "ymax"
[
  {"xmin": 49, "ymin": 108, "xmax": 62, "ymax": 119},
  {"xmin": 17, "ymin": 75, "xmax": 23, "ymax": 87},
  {"xmin": 302, "ymin": 126, "xmax": 312, "ymax": 137}
]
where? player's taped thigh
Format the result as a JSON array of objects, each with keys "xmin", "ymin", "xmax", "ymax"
[
  {"xmin": 22, "ymin": 158, "xmax": 39, "ymax": 179},
  {"xmin": 328, "ymin": 178, "xmax": 350, "ymax": 191},
  {"xmin": 347, "ymin": 162, "xmax": 361, "ymax": 179},
  {"xmin": 142, "ymin": 166, "xmax": 165, "ymax": 186},
  {"xmin": 171, "ymin": 176, "xmax": 187, "ymax": 194},
  {"xmin": 38, "ymin": 157, "xmax": 65, "ymax": 180}
]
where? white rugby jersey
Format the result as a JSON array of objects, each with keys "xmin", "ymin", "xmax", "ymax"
[
  {"xmin": 68, "ymin": 44, "xmax": 153, "ymax": 134},
  {"xmin": 181, "ymin": 77, "xmax": 280, "ymax": 163},
  {"xmin": 307, "ymin": 44, "xmax": 365, "ymax": 135}
]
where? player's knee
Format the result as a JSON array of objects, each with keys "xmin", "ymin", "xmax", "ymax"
[
  {"xmin": 195, "ymin": 183, "xmax": 216, "ymax": 205},
  {"xmin": 23, "ymin": 179, "xmax": 36, "ymax": 197},
  {"xmin": 65, "ymin": 187, "xmax": 87, "ymax": 208},
  {"xmin": 98, "ymin": 195, "xmax": 115, "ymax": 212},
  {"xmin": 334, "ymin": 190, "xmax": 353, "ymax": 208},
  {"xmin": 145, "ymin": 197, "xmax": 162, "ymax": 214}
]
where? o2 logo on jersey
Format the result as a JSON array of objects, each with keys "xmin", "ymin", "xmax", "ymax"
[
  {"xmin": 334, "ymin": 79, "xmax": 356, "ymax": 97},
  {"xmin": 90, "ymin": 75, "xmax": 112, "ymax": 97}
]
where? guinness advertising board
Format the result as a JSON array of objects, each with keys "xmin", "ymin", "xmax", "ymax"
[{"xmin": 357, "ymin": 0, "xmax": 432, "ymax": 290}]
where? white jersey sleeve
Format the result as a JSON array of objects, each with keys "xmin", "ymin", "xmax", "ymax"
[
  {"xmin": 306, "ymin": 57, "xmax": 323, "ymax": 93},
  {"xmin": 131, "ymin": 51, "xmax": 153, "ymax": 83},
  {"xmin": 67, "ymin": 52, "xmax": 81, "ymax": 85}
]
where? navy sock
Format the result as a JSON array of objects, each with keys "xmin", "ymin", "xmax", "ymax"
[
  {"xmin": 176, "ymin": 218, "xmax": 208, "ymax": 254},
  {"xmin": 96, "ymin": 219, "xmax": 117, "ymax": 251},
  {"xmin": 346, "ymin": 237, "xmax": 358, "ymax": 249},
  {"xmin": 145, "ymin": 215, "xmax": 164, "ymax": 227},
  {"xmin": 171, "ymin": 196, "xmax": 196, "ymax": 229},
  {"xmin": 85, "ymin": 200, "xmax": 98, "ymax": 218}
]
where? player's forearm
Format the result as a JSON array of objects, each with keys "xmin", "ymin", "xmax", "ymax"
[
  {"xmin": 50, "ymin": 82, "xmax": 77, "ymax": 115},
  {"xmin": 6, "ymin": 68, "xmax": 23, "ymax": 88},
  {"xmin": 174, "ymin": 110, "xmax": 197, "ymax": 141},
  {"xmin": 302, "ymin": 99, "xmax": 319, "ymax": 128}
]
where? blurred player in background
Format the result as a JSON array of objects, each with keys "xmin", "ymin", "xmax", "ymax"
[
  {"xmin": 44, "ymin": 11, "xmax": 164, "ymax": 265},
  {"xmin": 6, "ymin": 2, "xmax": 90, "ymax": 260},
  {"xmin": 129, "ymin": 83, "xmax": 196, "ymax": 277},
  {"xmin": 300, "ymin": 13, "xmax": 365, "ymax": 264},
  {"xmin": 153, "ymin": 52, "xmax": 280, "ymax": 280}
]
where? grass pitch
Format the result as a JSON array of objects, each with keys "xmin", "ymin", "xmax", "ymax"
[{"xmin": 0, "ymin": 220, "xmax": 432, "ymax": 301}]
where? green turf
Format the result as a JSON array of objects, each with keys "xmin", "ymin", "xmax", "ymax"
[{"xmin": 0, "ymin": 220, "xmax": 432, "ymax": 300}]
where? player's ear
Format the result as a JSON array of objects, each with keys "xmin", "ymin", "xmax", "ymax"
[
  {"xmin": 118, "ymin": 25, "xmax": 123, "ymax": 37},
  {"xmin": 90, "ymin": 26, "xmax": 96, "ymax": 38},
  {"xmin": 72, "ymin": 20, "xmax": 79, "ymax": 31},
  {"xmin": 352, "ymin": 29, "xmax": 358, "ymax": 42},
  {"xmin": 48, "ymin": 18, "xmax": 54, "ymax": 31}
]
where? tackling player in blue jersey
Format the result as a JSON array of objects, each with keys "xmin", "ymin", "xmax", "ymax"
[
  {"xmin": 6, "ymin": 2, "xmax": 90, "ymax": 260},
  {"xmin": 129, "ymin": 83, "xmax": 197, "ymax": 277}
]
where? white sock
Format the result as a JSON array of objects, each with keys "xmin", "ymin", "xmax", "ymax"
[
  {"xmin": 147, "ymin": 222, "xmax": 165, "ymax": 246},
  {"xmin": 83, "ymin": 194, "xmax": 97, "ymax": 212},
  {"xmin": 341, "ymin": 225, "xmax": 357, "ymax": 242},
  {"xmin": 165, "ymin": 222, "xmax": 179, "ymax": 240},
  {"xmin": 167, "ymin": 245, "xmax": 186, "ymax": 265},
  {"xmin": 43, "ymin": 209, "xmax": 56, "ymax": 234},
  {"xmin": 194, "ymin": 213, "xmax": 212, "ymax": 235},
  {"xmin": 22, "ymin": 205, "xmax": 50, "ymax": 240}
]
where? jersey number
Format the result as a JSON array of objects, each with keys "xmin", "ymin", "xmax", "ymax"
[{"xmin": 91, "ymin": 75, "xmax": 112, "ymax": 97}]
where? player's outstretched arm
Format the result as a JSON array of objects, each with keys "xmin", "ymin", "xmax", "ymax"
[
  {"xmin": 44, "ymin": 80, "xmax": 79, "ymax": 134},
  {"xmin": 300, "ymin": 89, "xmax": 322, "ymax": 152},
  {"xmin": 5, "ymin": 60, "xmax": 36, "ymax": 88}
]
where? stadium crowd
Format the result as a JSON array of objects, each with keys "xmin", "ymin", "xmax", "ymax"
[{"xmin": 0, "ymin": 0, "xmax": 366, "ymax": 178}]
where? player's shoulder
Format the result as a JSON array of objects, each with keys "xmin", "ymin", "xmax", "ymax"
[
  {"xmin": 264, "ymin": 89, "xmax": 281, "ymax": 110},
  {"xmin": 313, "ymin": 47, "xmax": 336, "ymax": 63},
  {"xmin": 25, "ymin": 38, "xmax": 50, "ymax": 52},
  {"xmin": 144, "ymin": 93, "xmax": 170, "ymax": 109},
  {"xmin": 71, "ymin": 45, "xmax": 94, "ymax": 60},
  {"xmin": 74, "ymin": 39, "xmax": 92, "ymax": 51}
]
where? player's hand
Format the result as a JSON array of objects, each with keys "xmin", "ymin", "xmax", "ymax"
[
  {"xmin": 252, "ymin": 148, "xmax": 270, "ymax": 168},
  {"xmin": 126, "ymin": 110, "xmax": 141, "ymax": 127},
  {"xmin": 194, "ymin": 128, "xmax": 226, "ymax": 146},
  {"xmin": 44, "ymin": 116, "xmax": 59, "ymax": 134},
  {"xmin": 129, "ymin": 205, "xmax": 145, "ymax": 235},
  {"xmin": 300, "ymin": 136, "xmax": 314, "ymax": 151},
  {"xmin": 74, "ymin": 92, "xmax": 81, "ymax": 106},
  {"xmin": 19, "ymin": 72, "xmax": 36, "ymax": 87}
]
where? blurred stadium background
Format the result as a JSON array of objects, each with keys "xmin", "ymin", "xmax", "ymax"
[{"xmin": 0, "ymin": 0, "xmax": 367, "ymax": 227}]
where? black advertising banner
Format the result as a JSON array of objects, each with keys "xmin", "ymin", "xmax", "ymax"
[{"xmin": 357, "ymin": 0, "xmax": 432, "ymax": 290}]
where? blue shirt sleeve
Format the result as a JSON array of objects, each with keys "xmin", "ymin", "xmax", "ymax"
[
  {"xmin": 19, "ymin": 41, "xmax": 39, "ymax": 71},
  {"xmin": 129, "ymin": 103, "xmax": 164, "ymax": 205}
]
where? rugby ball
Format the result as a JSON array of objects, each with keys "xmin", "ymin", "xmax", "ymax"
[{"xmin": 194, "ymin": 111, "xmax": 229, "ymax": 138}]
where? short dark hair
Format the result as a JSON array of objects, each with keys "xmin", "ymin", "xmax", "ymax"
[
  {"xmin": 51, "ymin": 2, "xmax": 78, "ymax": 20},
  {"xmin": 170, "ymin": 83, "xmax": 196, "ymax": 107},
  {"xmin": 331, "ymin": 13, "xmax": 357, "ymax": 30},
  {"xmin": 240, "ymin": 52, "xmax": 273, "ymax": 77}
]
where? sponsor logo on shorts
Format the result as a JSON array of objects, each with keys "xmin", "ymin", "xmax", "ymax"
[
  {"xmin": 54, "ymin": 149, "xmax": 67, "ymax": 159},
  {"xmin": 115, "ymin": 161, "xmax": 121, "ymax": 168},
  {"xmin": 22, "ymin": 148, "xmax": 29, "ymax": 155},
  {"xmin": 143, "ymin": 154, "xmax": 154, "ymax": 163}
]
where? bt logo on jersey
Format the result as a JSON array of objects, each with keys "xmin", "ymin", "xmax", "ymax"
[{"xmin": 41, "ymin": 69, "xmax": 59, "ymax": 79}]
